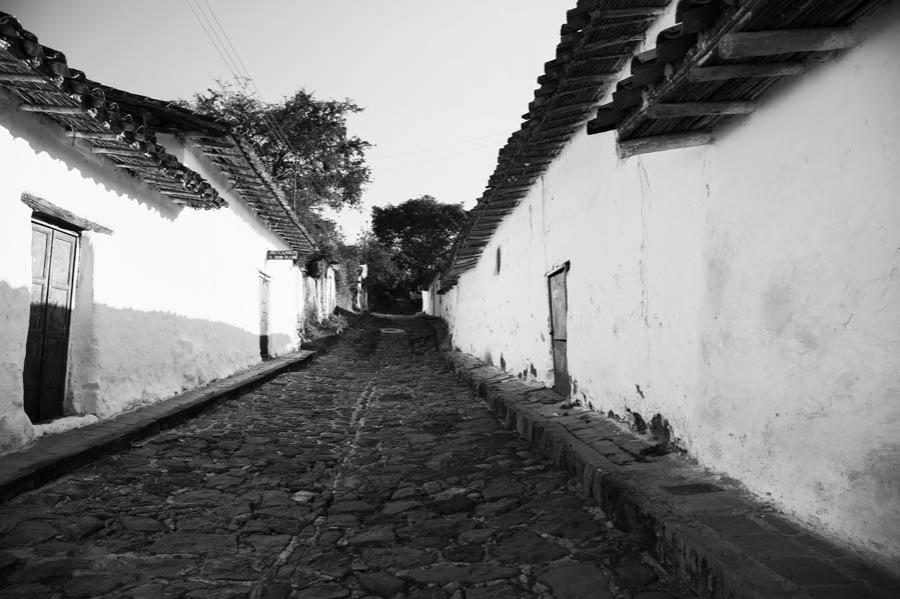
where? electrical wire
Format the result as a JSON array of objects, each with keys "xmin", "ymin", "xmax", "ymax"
[
  {"xmin": 376, "ymin": 130, "xmax": 509, "ymax": 161},
  {"xmin": 198, "ymin": 0, "xmax": 299, "ymax": 158},
  {"xmin": 183, "ymin": 0, "xmax": 299, "ymax": 164}
]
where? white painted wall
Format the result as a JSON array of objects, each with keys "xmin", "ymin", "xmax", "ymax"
[
  {"xmin": 0, "ymin": 98, "xmax": 306, "ymax": 452},
  {"xmin": 317, "ymin": 265, "xmax": 337, "ymax": 321},
  {"xmin": 440, "ymin": 7, "xmax": 900, "ymax": 566}
]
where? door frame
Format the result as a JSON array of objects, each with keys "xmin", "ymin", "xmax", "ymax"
[
  {"xmin": 26, "ymin": 216, "xmax": 81, "ymax": 422},
  {"xmin": 546, "ymin": 261, "xmax": 570, "ymax": 397},
  {"xmin": 258, "ymin": 271, "xmax": 271, "ymax": 359}
]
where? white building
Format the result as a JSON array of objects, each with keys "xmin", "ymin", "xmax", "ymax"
[
  {"xmin": 0, "ymin": 12, "xmax": 334, "ymax": 453},
  {"xmin": 430, "ymin": 0, "xmax": 900, "ymax": 568}
]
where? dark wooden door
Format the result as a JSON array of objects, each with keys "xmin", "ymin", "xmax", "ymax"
[
  {"xmin": 259, "ymin": 274, "xmax": 270, "ymax": 358},
  {"xmin": 24, "ymin": 221, "xmax": 77, "ymax": 422},
  {"xmin": 548, "ymin": 266, "xmax": 570, "ymax": 396}
]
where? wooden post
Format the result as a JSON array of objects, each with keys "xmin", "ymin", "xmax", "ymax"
[
  {"xmin": 618, "ymin": 131, "xmax": 715, "ymax": 158},
  {"xmin": 718, "ymin": 28, "xmax": 857, "ymax": 59},
  {"xmin": 648, "ymin": 101, "xmax": 756, "ymax": 118}
]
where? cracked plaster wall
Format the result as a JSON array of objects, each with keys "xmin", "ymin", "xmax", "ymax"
[
  {"xmin": 439, "ymin": 6, "xmax": 900, "ymax": 567},
  {"xmin": 0, "ymin": 101, "xmax": 307, "ymax": 451}
]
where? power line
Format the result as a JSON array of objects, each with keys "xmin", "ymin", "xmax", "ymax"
[
  {"xmin": 196, "ymin": 0, "xmax": 299, "ymax": 159},
  {"xmin": 377, "ymin": 130, "xmax": 509, "ymax": 161},
  {"xmin": 376, "ymin": 140, "xmax": 505, "ymax": 173},
  {"xmin": 183, "ymin": 0, "xmax": 299, "ymax": 164}
]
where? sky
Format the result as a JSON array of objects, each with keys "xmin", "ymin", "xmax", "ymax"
[{"xmin": 0, "ymin": 0, "xmax": 573, "ymax": 240}]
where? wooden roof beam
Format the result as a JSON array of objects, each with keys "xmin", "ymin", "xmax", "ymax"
[
  {"xmin": 545, "ymin": 99, "xmax": 598, "ymax": 113},
  {"xmin": 91, "ymin": 147, "xmax": 148, "ymax": 157},
  {"xmin": 158, "ymin": 190, "xmax": 202, "ymax": 199},
  {"xmin": 718, "ymin": 28, "xmax": 857, "ymax": 59},
  {"xmin": 578, "ymin": 36, "xmax": 644, "ymax": 54},
  {"xmin": 19, "ymin": 104, "xmax": 89, "ymax": 115},
  {"xmin": 114, "ymin": 162, "xmax": 169, "ymax": 170},
  {"xmin": 493, "ymin": 183, "xmax": 532, "ymax": 193},
  {"xmin": 200, "ymin": 147, "xmax": 244, "ymax": 158},
  {"xmin": 648, "ymin": 101, "xmax": 756, "ymax": 118},
  {"xmin": 687, "ymin": 62, "xmax": 806, "ymax": 82},
  {"xmin": 65, "ymin": 129, "xmax": 122, "ymax": 141},
  {"xmin": 615, "ymin": 0, "xmax": 767, "ymax": 138},
  {"xmin": 592, "ymin": 7, "xmax": 667, "ymax": 19},
  {"xmin": 193, "ymin": 138, "xmax": 234, "ymax": 149},
  {"xmin": 0, "ymin": 72, "xmax": 51, "ymax": 83},
  {"xmin": 566, "ymin": 56, "xmax": 630, "ymax": 71},
  {"xmin": 618, "ymin": 131, "xmax": 715, "ymax": 159}
]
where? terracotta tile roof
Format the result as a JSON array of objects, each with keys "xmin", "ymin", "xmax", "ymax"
[
  {"xmin": 440, "ymin": 0, "xmax": 887, "ymax": 293},
  {"xmin": 0, "ymin": 12, "xmax": 224, "ymax": 210},
  {"xmin": 440, "ymin": 0, "xmax": 674, "ymax": 292},
  {"xmin": 587, "ymin": 0, "xmax": 886, "ymax": 155},
  {"xmin": 0, "ymin": 11, "xmax": 315, "ymax": 254},
  {"xmin": 97, "ymin": 86, "xmax": 316, "ymax": 255}
]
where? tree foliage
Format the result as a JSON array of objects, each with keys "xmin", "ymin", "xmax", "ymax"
[
  {"xmin": 371, "ymin": 195, "xmax": 468, "ymax": 291},
  {"xmin": 187, "ymin": 81, "xmax": 371, "ymax": 212}
]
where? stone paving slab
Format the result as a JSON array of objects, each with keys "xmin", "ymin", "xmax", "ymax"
[
  {"xmin": 0, "ymin": 350, "xmax": 315, "ymax": 503},
  {"xmin": 0, "ymin": 316, "xmax": 703, "ymax": 599},
  {"xmin": 429, "ymin": 320, "xmax": 900, "ymax": 599}
]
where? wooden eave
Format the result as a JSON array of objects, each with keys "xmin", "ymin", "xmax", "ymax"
[
  {"xmin": 439, "ymin": 1, "xmax": 674, "ymax": 290},
  {"xmin": 190, "ymin": 134, "xmax": 316, "ymax": 255},
  {"xmin": 0, "ymin": 12, "xmax": 225, "ymax": 210},
  {"xmin": 586, "ymin": 0, "xmax": 886, "ymax": 156}
]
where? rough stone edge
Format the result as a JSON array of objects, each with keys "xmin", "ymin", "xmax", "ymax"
[
  {"xmin": 0, "ymin": 349, "xmax": 316, "ymax": 503},
  {"xmin": 425, "ymin": 320, "xmax": 898, "ymax": 599}
]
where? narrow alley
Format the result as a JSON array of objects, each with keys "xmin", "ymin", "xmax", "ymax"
[{"xmin": 0, "ymin": 316, "xmax": 695, "ymax": 599}]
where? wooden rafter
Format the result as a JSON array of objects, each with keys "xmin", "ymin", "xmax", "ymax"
[
  {"xmin": 718, "ymin": 28, "xmax": 857, "ymax": 59},
  {"xmin": 686, "ymin": 63, "xmax": 805, "ymax": 81},
  {"xmin": 19, "ymin": 104, "xmax": 88, "ymax": 115},
  {"xmin": 648, "ymin": 101, "xmax": 756, "ymax": 118},
  {"xmin": 618, "ymin": 131, "xmax": 715, "ymax": 158}
]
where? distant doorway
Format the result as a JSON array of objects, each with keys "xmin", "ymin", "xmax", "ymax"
[
  {"xmin": 24, "ymin": 220, "xmax": 78, "ymax": 422},
  {"xmin": 548, "ymin": 263, "xmax": 570, "ymax": 397},
  {"xmin": 259, "ymin": 273, "xmax": 270, "ymax": 359}
]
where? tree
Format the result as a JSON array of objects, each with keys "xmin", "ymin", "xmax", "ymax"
[
  {"xmin": 183, "ymin": 82, "xmax": 371, "ymax": 292},
  {"xmin": 186, "ymin": 81, "xmax": 371, "ymax": 212},
  {"xmin": 371, "ymin": 195, "xmax": 468, "ymax": 291}
]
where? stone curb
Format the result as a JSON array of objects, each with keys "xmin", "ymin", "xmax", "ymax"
[
  {"xmin": 428, "ymin": 324, "xmax": 899, "ymax": 599},
  {"xmin": 0, "ymin": 349, "xmax": 317, "ymax": 503}
]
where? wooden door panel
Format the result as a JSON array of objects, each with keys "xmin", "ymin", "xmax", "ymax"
[
  {"xmin": 31, "ymin": 228, "xmax": 50, "ymax": 278},
  {"xmin": 548, "ymin": 266, "xmax": 570, "ymax": 397},
  {"xmin": 259, "ymin": 275, "xmax": 270, "ymax": 358},
  {"xmin": 40, "ymin": 336, "xmax": 67, "ymax": 382},
  {"xmin": 24, "ymin": 222, "xmax": 77, "ymax": 422},
  {"xmin": 29, "ymin": 283, "xmax": 46, "ymax": 329},
  {"xmin": 552, "ymin": 340, "xmax": 570, "ymax": 396},
  {"xmin": 549, "ymin": 272, "xmax": 567, "ymax": 340},
  {"xmin": 49, "ymin": 234, "xmax": 74, "ymax": 285}
]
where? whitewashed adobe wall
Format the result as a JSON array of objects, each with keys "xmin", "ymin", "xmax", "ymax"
[
  {"xmin": 440, "ymin": 7, "xmax": 900, "ymax": 567},
  {"xmin": 0, "ymin": 100, "xmax": 304, "ymax": 452}
]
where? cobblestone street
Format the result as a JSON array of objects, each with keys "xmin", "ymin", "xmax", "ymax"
[{"xmin": 0, "ymin": 315, "xmax": 697, "ymax": 599}]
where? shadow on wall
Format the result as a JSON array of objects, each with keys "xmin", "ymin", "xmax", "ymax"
[
  {"xmin": 3, "ymin": 100, "xmax": 182, "ymax": 221},
  {"xmin": 0, "ymin": 281, "xmax": 35, "ymax": 452},
  {"xmin": 2, "ymin": 274, "xmax": 293, "ymax": 450},
  {"xmin": 70, "ymin": 302, "xmax": 293, "ymax": 418}
]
